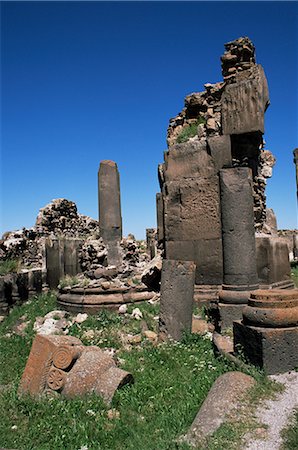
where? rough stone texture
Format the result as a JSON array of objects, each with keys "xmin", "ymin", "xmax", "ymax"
[
  {"xmin": 256, "ymin": 236, "xmax": 293, "ymax": 289},
  {"xmin": 19, "ymin": 334, "xmax": 82, "ymax": 396},
  {"xmin": 234, "ymin": 321, "xmax": 298, "ymax": 375},
  {"xmin": 221, "ymin": 65, "xmax": 269, "ymax": 135},
  {"xmin": 146, "ymin": 228, "xmax": 157, "ymax": 259},
  {"xmin": 219, "ymin": 168, "xmax": 258, "ymax": 288},
  {"xmin": 165, "ymin": 239, "xmax": 223, "ymax": 285},
  {"xmin": 156, "ymin": 193, "xmax": 164, "ymax": 244},
  {"xmin": 207, "ymin": 135, "xmax": 232, "ymax": 171},
  {"xmin": 183, "ymin": 372, "xmax": 256, "ymax": 447},
  {"xmin": 277, "ymin": 229, "xmax": 298, "ymax": 261},
  {"xmin": 294, "ymin": 148, "xmax": 298, "ymax": 198},
  {"xmin": 62, "ymin": 347, "xmax": 133, "ymax": 403},
  {"xmin": 35, "ymin": 198, "xmax": 99, "ymax": 237},
  {"xmin": 234, "ymin": 289, "xmax": 298, "ymax": 374},
  {"xmin": 57, "ymin": 285, "xmax": 155, "ymax": 313},
  {"xmin": 157, "ymin": 37, "xmax": 276, "ymax": 303},
  {"xmin": 19, "ymin": 335, "xmax": 133, "ymax": 403},
  {"xmin": 159, "ymin": 259, "xmax": 196, "ymax": 341},
  {"xmin": 98, "ymin": 160, "xmax": 122, "ymax": 243},
  {"xmin": 216, "ymin": 302, "xmax": 247, "ymax": 331},
  {"xmin": 212, "ymin": 331, "xmax": 233, "ymax": 354},
  {"xmin": 262, "ymin": 208, "xmax": 278, "ymax": 235},
  {"xmin": 45, "ymin": 238, "xmax": 83, "ymax": 289},
  {"xmin": 164, "ymin": 176, "xmax": 221, "ymax": 241},
  {"xmin": 163, "ymin": 140, "xmax": 215, "ymax": 182},
  {"xmin": 141, "ymin": 254, "xmax": 162, "ymax": 291}
]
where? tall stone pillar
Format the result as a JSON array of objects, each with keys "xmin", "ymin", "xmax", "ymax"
[
  {"xmin": 156, "ymin": 193, "xmax": 164, "ymax": 246},
  {"xmin": 98, "ymin": 160, "xmax": 122, "ymax": 265},
  {"xmin": 146, "ymin": 228, "xmax": 156, "ymax": 259},
  {"xmin": 294, "ymin": 148, "xmax": 298, "ymax": 198},
  {"xmin": 218, "ymin": 167, "xmax": 259, "ymax": 330}
]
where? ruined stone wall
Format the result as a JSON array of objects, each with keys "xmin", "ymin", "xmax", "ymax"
[{"xmin": 158, "ymin": 37, "xmax": 274, "ymax": 286}]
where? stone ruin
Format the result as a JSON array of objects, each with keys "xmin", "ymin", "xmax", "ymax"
[
  {"xmin": 1, "ymin": 36, "xmax": 297, "ymax": 377},
  {"xmin": 19, "ymin": 334, "xmax": 133, "ymax": 403},
  {"xmin": 157, "ymin": 37, "xmax": 293, "ymax": 303},
  {"xmin": 157, "ymin": 37, "xmax": 298, "ymax": 373},
  {"xmin": 0, "ymin": 160, "xmax": 159, "ymax": 315}
]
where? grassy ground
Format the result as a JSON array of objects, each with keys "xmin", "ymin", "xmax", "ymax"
[
  {"xmin": 291, "ymin": 262, "xmax": 298, "ymax": 287},
  {"xmin": 0, "ymin": 293, "xmax": 282, "ymax": 450},
  {"xmin": 282, "ymin": 408, "xmax": 298, "ymax": 450}
]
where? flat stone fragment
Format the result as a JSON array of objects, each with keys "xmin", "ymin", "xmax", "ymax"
[{"xmin": 182, "ymin": 372, "xmax": 256, "ymax": 447}]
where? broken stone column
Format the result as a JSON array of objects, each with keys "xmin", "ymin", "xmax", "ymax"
[
  {"xmin": 146, "ymin": 228, "xmax": 157, "ymax": 259},
  {"xmin": 19, "ymin": 334, "xmax": 133, "ymax": 403},
  {"xmin": 159, "ymin": 259, "xmax": 196, "ymax": 341},
  {"xmin": 234, "ymin": 289, "xmax": 298, "ymax": 374},
  {"xmin": 98, "ymin": 160, "xmax": 122, "ymax": 266},
  {"xmin": 218, "ymin": 168, "xmax": 259, "ymax": 330}
]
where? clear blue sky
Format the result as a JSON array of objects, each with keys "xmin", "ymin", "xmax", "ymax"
[{"xmin": 1, "ymin": 1, "xmax": 297, "ymax": 239}]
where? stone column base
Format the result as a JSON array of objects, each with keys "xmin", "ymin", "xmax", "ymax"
[
  {"xmin": 233, "ymin": 320, "xmax": 298, "ymax": 374},
  {"xmin": 216, "ymin": 303, "xmax": 245, "ymax": 331}
]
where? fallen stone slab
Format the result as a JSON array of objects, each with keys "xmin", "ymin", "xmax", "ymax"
[
  {"xmin": 19, "ymin": 334, "xmax": 133, "ymax": 404},
  {"xmin": 182, "ymin": 371, "xmax": 256, "ymax": 447},
  {"xmin": 141, "ymin": 254, "xmax": 162, "ymax": 291}
]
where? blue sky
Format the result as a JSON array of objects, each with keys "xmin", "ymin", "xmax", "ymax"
[{"xmin": 1, "ymin": 1, "xmax": 297, "ymax": 239}]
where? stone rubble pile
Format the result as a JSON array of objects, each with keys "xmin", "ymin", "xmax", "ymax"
[
  {"xmin": 35, "ymin": 198, "xmax": 100, "ymax": 237},
  {"xmin": 1, "ymin": 198, "xmax": 100, "ymax": 268}
]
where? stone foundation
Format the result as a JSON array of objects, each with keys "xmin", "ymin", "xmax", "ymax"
[
  {"xmin": 234, "ymin": 289, "xmax": 298, "ymax": 374},
  {"xmin": 57, "ymin": 285, "xmax": 155, "ymax": 313}
]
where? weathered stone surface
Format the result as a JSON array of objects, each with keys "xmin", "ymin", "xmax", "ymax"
[
  {"xmin": 93, "ymin": 266, "xmax": 118, "ymax": 279},
  {"xmin": 19, "ymin": 334, "xmax": 82, "ymax": 396},
  {"xmin": 183, "ymin": 372, "xmax": 256, "ymax": 446},
  {"xmin": 213, "ymin": 331, "xmax": 233, "ymax": 354},
  {"xmin": 221, "ymin": 65, "xmax": 269, "ymax": 135},
  {"xmin": 146, "ymin": 228, "xmax": 157, "ymax": 259},
  {"xmin": 256, "ymin": 236, "xmax": 293, "ymax": 288},
  {"xmin": 159, "ymin": 259, "xmax": 196, "ymax": 341},
  {"xmin": 45, "ymin": 238, "xmax": 83, "ymax": 289},
  {"xmin": 57, "ymin": 285, "xmax": 155, "ymax": 314},
  {"xmin": 207, "ymin": 135, "xmax": 232, "ymax": 171},
  {"xmin": 163, "ymin": 177, "xmax": 221, "ymax": 241},
  {"xmin": 98, "ymin": 160, "xmax": 122, "ymax": 243},
  {"xmin": 234, "ymin": 321, "xmax": 298, "ymax": 375},
  {"xmin": 242, "ymin": 289, "xmax": 298, "ymax": 328},
  {"xmin": 217, "ymin": 303, "xmax": 246, "ymax": 331},
  {"xmin": 164, "ymin": 140, "xmax": 215, "ymax": 182},
  {"xmin": 141, "ymin": 255, "xmax": 162, "ymax": 291},
  {"xmin": 165, "ymin": 239, "xmax": 223, "ymax": 285},
  {"xmin": 220, "ymin": 168, "xmax": 258, "ymax": 287},
  {"xmin": 19, "ymin": 335, "xmax": 133, "ymax": 403},
  {"xmin": 62, "ymin": 347, "xmax": 133, "ymax": 403},
  {"xmin": 156, "ymin": 193, "xmax": 164, "ymax": 244}
]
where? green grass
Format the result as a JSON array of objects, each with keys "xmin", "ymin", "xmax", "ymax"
[
  {"xmin": 290, "ymin": 262, "xmax": 298, "ymax": 287},
  {"xmin": 176, "ymin": 117, "xmax": 206, "ymax": 144},
  {"xmin": 282, "ymin": 409, "xmax": 298, "ymax": 450},
  {"xmin": 0, "ymin": 293, "xmax": 280, "ymax": 450},
  {"xmin": 0, "ymin": 259, "xmax": 20, "ymax": 275}
]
